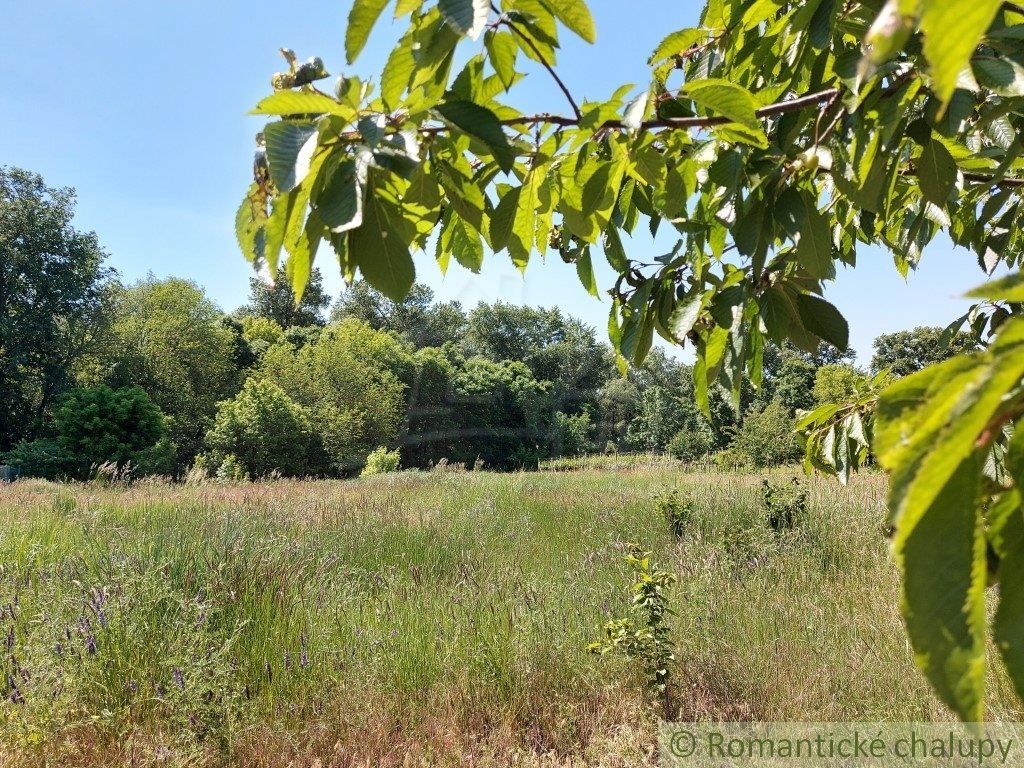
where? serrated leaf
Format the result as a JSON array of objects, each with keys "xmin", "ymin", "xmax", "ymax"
[
  {"xmin": 435, "ymin": 100, "xmax": 515, "ymax": 172},
  {"xmin": 896, "ymin": 455, "xmax": 988, "ymax": 721},
  {"xmin": 350, "ymin": 194, "xmax": 415, "ymax": 300},
  {"xmin": 650, "ymin": 28, "xmax": 705, "ymax": 65},
  {"xmin": 670, "ymin": 293, "xmax": 707, "ymax": 341},
  {"xmin": 682, "ymin": 78, "xmax": 761, "ymax": 129},
  {"xmin": 921, "ymin": 0, "xmax": 1003, "ymax": 108},
  {"xmin": 966, "ymin": 271, "xmax": 1024, "ymax": 302},
  {"xmin": 346, "ymin": 0, "xmax": 391, "ymax": 63},
  {"xmin": 575, "ymin": 247, "xmax": 599, "ymax": 296},
  {"xmin": 795, "ymin": 293, "xmax": 848, "ymax": 350},
  {"xmin": 489, "ymin": 185, "xmax": 520, "ymax": 252},
  {"xmin": 510, "ymin": 168, "xmax": 544, "ymax": 269},
  {"xmin": 263, "ymin": 121, "xmax": 318, "ymax": 192},
  {"xmin": 989, "ymin": 487, "xmax": 1024, "ymax": 703},
  {"xmin": 317, "ymin": 156, "xmax": 369, "ymax": 234},
  {"xmin": 540, "ymin": 0, "xmax": 596, "ymax": 43},
  {"xmin": 795, "ymin": 192, "xmax": 833, "ymax": 278},
  {"xmin": 918, "ymin": 137, "xmax": 958, "ymax": 205},
  {"xmin": 485, "ymin": 30, "xmax": 519, "ymax": 91},
  {"xmin": 236, "ymin": 183, "xmax": 267, "ymax": 265},
  {"xmin": 284, "ymin": 210, "xmax": 323, "ymax": 301},
  {"xmin": 381, "ymin": 39, "xmax": 417, "ymax": 111},
  {"xmin": 439, "ymin": 0, "xmax": 490, "ymax": 40},
  {"xmin": 252, "ymin": 91, "xmax": 353, "ymax": 118}
]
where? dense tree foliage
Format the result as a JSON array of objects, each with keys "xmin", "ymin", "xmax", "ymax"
[
  {"xmin": 238, "ymin": 268, "xmax": 330, "ymax": 328},
  {"xmin": 870, "ymin": 325, "xmax": 978, "ymax": 376},
  {"xmin": 203, "ymin": 378, "xmax": 319, "ymax": 479},
  {"xmin": 237, "ymin": 0, "xmax": 1024, "ymax": 718},
  {"xmin": 94, "ymin": 278, "xmax": 241, "ymax": 465},
  {"xmin": 332, "ymin": 280, "xmax": 466, "ymax": 347},
  {"xmin": 0, "ymin": 167, "xmax": 112, "ymax": 450},
  {"xmin": 6, "ymin": 385, "xmax": 173, "ymax": 479}
]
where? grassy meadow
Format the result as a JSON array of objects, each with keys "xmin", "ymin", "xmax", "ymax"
[{"xmin": 0, "ymin": 463, "xmax": 1021, "ymax": 766}]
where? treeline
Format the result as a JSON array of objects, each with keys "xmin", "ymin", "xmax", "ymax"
[{"xmin": 2, "ymin": 167, "xmax": 976, "ymax": 480}]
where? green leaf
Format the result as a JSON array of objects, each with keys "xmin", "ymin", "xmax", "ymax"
[
  {"xmin": 649, "ymin": 28, "xmax": 705, "ymax": 65},
  {"xmin": 895, "ymin": 454, "xmax": 988, "ymax": 722},
  {"xmin": 681, "ymin": 79, "xmax": 761, "ymax": 129},
  {"xmin": 346, "ymin": 0, "xmax": 391, "ymax": 63},
  {"xmin": 316, "ymin": 157, "xmax": 368, "ymax": 233},
  {"xmin": 510, "ymin": 168, "xmax": 544, "ymax": 269},
  {"xmin": 920, "ymin": 0, "xmax": 1003, "ymax": 108},
  {"xmin": 602, "ymin": 227, "xmax": 628, "ymax": 272},
  {"xmin": 989, "ymin": 485, "xmax": 1024, "ymax": 703},
  {"xmin": 439, "ymin": 0, "xmax": 490, "ymax": 40},
  {"xmin": 540, "ymin": 0, "xmax": 596, "ymax": 43},
  {"xmin": 284, "ymin": 210, "xmax": 323, "ymax": 301},
  {"xmin": 795, "ymin": 293, "xmax": 848, "ymax": 350},
  {"xmin": 966, "ymin": 271, "xmax": 1024, "ymax": 302},
  {"xmin": 438, "ymin": 212, "xmax": 484, "ymax": 273},
  {"xmin": 973, "ymin": 55, "xmax": 1024, "ymax": 97},
  {"xmin": 485, "ymin": 30, "xmax": 519, "ymax": 91},
  {"xmin": 575, "ymin": 248, "xmax": 599, "ymax": 296},
  {"xmin": 251, "ymin": 91, "xmax": 353, "ymax": 118},
  {"xmin": 349, "ymin": 193, "xmax": 415, "ymax": 300},
  {"xmin": 873, "ymin": 319, "xmax": 1024, "ymax": 718},
  {"xmin": 795, "ymin": 192, "xmax": 833, "ymax": 278},
  {"xmin": 918, "ymin": 137, "xmax": 958, "ymax": 206},
  {"xmin": 489, "ymin": 185, "xmax": 520, "ymax": 252},
  {"xmin": 381, "ymin": 38, "xmax": 417, "ymax": 111},
  {"xmin": 435, "ymin": 101, "xmax": 515, "ymax": 172},
  {"xmin": 670, "ymin": 293, "xmax": 708, "ymax": 341},
  {"xmin": 235, "ymin": 183, "xmax": 267, "ymax": 266},
  {"xmin": 263, "ymin": 121, "xmax": 318, "ymax": 192}
]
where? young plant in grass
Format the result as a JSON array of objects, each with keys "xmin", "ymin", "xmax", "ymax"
[{"xmin": 589, "ymin": 545, "xmax": 677, "ymax": 717}]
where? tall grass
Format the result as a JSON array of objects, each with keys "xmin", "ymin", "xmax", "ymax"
[{"xmin": 0, "ymin": 468, "xmax": 1019, "ymax": 766}]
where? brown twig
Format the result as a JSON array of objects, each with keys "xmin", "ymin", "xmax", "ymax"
[{"xmin": 492, "ymin": 4, "xmax": 582, "ymax": 121}]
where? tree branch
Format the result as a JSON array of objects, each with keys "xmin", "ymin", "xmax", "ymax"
[
  {"xmin": 493, "ymin": 5, "xmax": 582, "ymax": 121},
  {"xmin": 415, "ymin": 87, "xmax": 843, "ymax": 135}
]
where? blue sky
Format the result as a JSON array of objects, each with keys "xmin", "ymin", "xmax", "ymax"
[{"xmin": 1, "ymin": 1, "xmax": 992, "ymax": 363}]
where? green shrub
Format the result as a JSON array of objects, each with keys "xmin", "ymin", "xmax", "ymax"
[
  {"xmin": 5, "ymin": 386, "xmax": 173, "ymax": 480},
  {"xmin": 589, "ymin": 545, "xmax": 676, "ymax": 716},
  {"xmin": 361, "ymin": 446, "xmax": 401, "ymax": 477},
  {"xmin": 762, "ymin": 478, "xmax": 809, "ymax": 533},
  {"xmin": 666, "ymin": 426, "xmax": 713, "ymax": 462},
  {"xmin": 731, "ymin": 400, "xmax": 802, "ymax": 468},
  {"xmin": 3, "ymin": 438, "xmax": 74, "ymax": 480},
  {"xmin": 215, "ymin": 454, "xmax": 251, "ymax": 483},
  {"xmin": 203, "ymin": 379, "xmax": 319, "ymax": 478},
  {"xmin": 551, "ymin": 411, "xmax": 595, "ymax": 457},
  {"xmin": 711, "ymin": 447, "xmax": 750, "ymax": 471},
  {"xmin": 657, "ymin": 488, "xmax": 693, "ymax": 538}
]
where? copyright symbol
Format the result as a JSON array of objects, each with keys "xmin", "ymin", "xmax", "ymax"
[{"xmin": 670, "ymin": 730, "xmax": 698, "ymax": 758}]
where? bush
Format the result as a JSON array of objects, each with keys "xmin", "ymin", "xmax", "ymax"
[
  {"xmin": 711, "ymin": 447, "xmax": 750, "ymax": 471},
  {"xmin": 5, "ymin": 386, "xmax": 173, "ymax": 480},
  {"xmin": 731, "ymin": 400, "xmax": 802, "ymax": 468},
  {"xmin": 361, "ymin": 447, "xmax": 400, "ymax": 477},
  {"xmin": 203, "ymin": 379, "xmax": 319, "ymax": 478},
  {"xmin": 761, "ymin": 478, "xmax": 809, "ymax": 533},
  {"xmin": 551, "ymin": 411, "xmax": 595, "ymax": 457},
  {"xmin": 657, "ymin": 488, "xmax": 693, "ymax": 538},
  {"xmin": 3, "ymin": 438, "xmax": 74, "ymax": 480},
  {"xmin": 667, "ymin": 426, "xmax": 713, "ymax": 462}
]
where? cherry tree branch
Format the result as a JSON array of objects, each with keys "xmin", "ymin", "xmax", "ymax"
[{"xmin": 492, "ymin": 4, "xmax": 583, "ymax": 121}]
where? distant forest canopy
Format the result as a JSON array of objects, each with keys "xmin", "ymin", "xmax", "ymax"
[{"xmin": 2, "ymin": 166, "xmax": 974, "ymax": 480}]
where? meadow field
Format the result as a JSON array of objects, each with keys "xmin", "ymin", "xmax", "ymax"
[{"xmin": 1, "ymin": 463, "xmax": 1021, "ymax": 767}]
